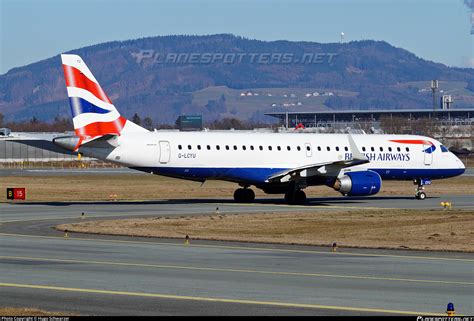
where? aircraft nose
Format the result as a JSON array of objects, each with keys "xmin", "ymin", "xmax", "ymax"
[{"xmin": 455, "ymin": 156, "xmax": 466, "ymax": 174}]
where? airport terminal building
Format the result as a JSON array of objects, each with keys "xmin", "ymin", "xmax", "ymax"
[{"xmin": 265, "ymin": 108, "xmax": 474, "ymax": 129}]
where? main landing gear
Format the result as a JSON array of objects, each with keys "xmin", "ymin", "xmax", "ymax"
[
  {"xmin": 233, "ymin": 187, "xmax": 255, "ymax": 203},
  {"xmin": 414, "ymin": 178, "xmax": 430, "ymax": 200},
  {"xmin": 284, "ymin": 189, "xmax": 307, "ymax": 205}
]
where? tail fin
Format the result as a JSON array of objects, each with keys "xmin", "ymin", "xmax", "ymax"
[{"xmin": 61, "ymin": 54, "xmax": 147, "ymax": 143}]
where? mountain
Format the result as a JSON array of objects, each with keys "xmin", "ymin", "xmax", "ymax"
[{"xmin": 1, "ymin": 34, "xmax": 473, "ymax": 125}]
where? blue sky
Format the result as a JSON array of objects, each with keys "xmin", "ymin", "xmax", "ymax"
[{"xmin": 1, "ymin": 0, "xmax": 472, "ymax": 74}]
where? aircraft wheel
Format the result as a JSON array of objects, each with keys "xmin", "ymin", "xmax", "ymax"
[
  {"xmin": 244, "ymin": 188, "xmax": 255, "ymax": 203},
  {"xmin": 294, "ymin": 190, "xmax": 307, "ymax": 204},
  {"xmin": 234, "ymin": 188, "xmax": 244, "ymax": 202},
  {"xmin": 234, "ymin": 188, "xmax": 255, "ymax": 203},
  {"xmin": 284, "ymin": 189, "xmax": 306, "ymax": 205},
  {"xmin": 415, "ymin": 191, "xmax": 426, "ymax": 200}
]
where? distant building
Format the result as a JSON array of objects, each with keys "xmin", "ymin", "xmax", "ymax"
[
  {"xmin": 176, "ymin": 115, "xmax": 203, "ymax": 131},
  {"xmin": 266, "ymin": 108, "xmax": 474, "ymax": 130},
  {"xmin": 441, "ymin": 95, "xmax": 453, "ymax": 110}
]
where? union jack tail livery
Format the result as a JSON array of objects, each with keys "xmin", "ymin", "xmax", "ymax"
[{"xmin": 61, "ymin": 54, "xmax": 147, "ymax": 148}]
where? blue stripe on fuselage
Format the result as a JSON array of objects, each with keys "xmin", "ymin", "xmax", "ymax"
[
  {"xmin": 129, "ymin": 167, "xmax": 465, "ymax": 183},
  {"xmin": 131, "ymin": 167, "xmax": 286, "ymax": 183}
]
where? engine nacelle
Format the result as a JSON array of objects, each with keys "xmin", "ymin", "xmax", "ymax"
[{"xmin": 333, "ymin": 170, "xmax": 382, "ymax": 196}]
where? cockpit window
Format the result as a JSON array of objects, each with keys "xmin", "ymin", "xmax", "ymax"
[{"xmin": 440, "ymin": 145, "xmax": 449, "ymax": 153}]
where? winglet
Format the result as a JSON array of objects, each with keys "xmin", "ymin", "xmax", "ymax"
[{"xmin": 348, "ymin": 134, "xmax": 367, "ymax": 161}]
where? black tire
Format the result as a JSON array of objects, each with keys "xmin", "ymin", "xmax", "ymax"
[
  {"xmin": 234, "ymin": 188, "xmax": 255, "ymax": 203},
  {"xmin": 244, "ymin": 188, "xmax": 255, "ymax": 203},
  {"xmin": 284, "ymin": 190, "xmax": 306, "ymax": 205},
  {"xmin": 418, "ymin": 192, "xmax": 426, "ymax": 200},
  {"xmin": 233, "ymin": 188, "xmax": 244, "ymax": 202},
  {"xmin": 294, "ymin": 190, "xmax": 307, "ymax": 205}
]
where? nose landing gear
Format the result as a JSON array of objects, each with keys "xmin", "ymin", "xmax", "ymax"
[
  {"xmin": 414, "ymin": 178, "xmax": 430, "ymax": 200},
  {"xmin": 233, "ymin": 187, "xmax": 255, "ymax": 203}
]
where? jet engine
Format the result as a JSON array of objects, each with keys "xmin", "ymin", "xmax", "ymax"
[{"xmin": 333, "ymin": 170, "xmax": 382, "ymax": 196}]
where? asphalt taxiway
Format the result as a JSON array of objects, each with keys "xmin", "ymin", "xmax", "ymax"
[{"xmin": 0, "ymin": 196, "xmax": 473, "ymax": 315}]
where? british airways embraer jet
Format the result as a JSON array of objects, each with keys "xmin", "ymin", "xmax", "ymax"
[{"xmin": 53, "ymin": 54, "xmax": 465, "ymax": 204}]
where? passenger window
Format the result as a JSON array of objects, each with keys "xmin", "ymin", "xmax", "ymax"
[
  {"xmin": 306, "ymin": 146, "xmax": 311, "ymax": 151},
  {"xmin": 225, "ymin": 145, "xmax": 229, "ymax": 150},
  {"xmin": 277, "ymin": 146, "xmax": 281, "ymax": 151},
  {"xmin": 188, "ymin": 145, "xmax": 192, "ymax": 150},
  {"xmin": 326, "ymin": 146, "xmax": 330, "ymax": 151},
  {"xmin": 388, "ymin": 147, "xmax": 392, "ymax": 152},
  {"xmin": 207, "ymin": 145, "xmax": 211, "ymax": 150},
  {"xmin": 178, "ymin": 145, "xmax": 182, "ymax": 150},
  {"xmin": 362, "ymin": 147, "xmax": 366, "ymax": 152},
  {"xmin": 397, "ymin": 147, "xmax": 401, "ymax": 152},
  {"xmin": 371, "ymin": 147, "xmax": 375, "ymax": 152},
  {"xmin": 242, "ymin": 145, "xmax": 246, "ymax": 151},
  {"xmin": 250, "ymin": 146, "xmax": 254, "ymax": 150},
  {"xmin": 287, "ymin": 146, "xmax": 291, "ymax": 151},
  {"xmin": 344, "ymin": 146, "xmax": 348, "ymax": 152},
  {"xmin": 406, "ymin": 147, "xmax": 410, "ymax": 152},
  {"xmin": 216, "ymin": 145, "xmax": 220, "ymax": 150},
  {"xmin": 380, "ymin": 147, "xmax": 383, "ymax": 152},
  {"xmin": 259, "ymin": 146, "xmax": 263, "ymax": 151},
  {"xmin": 297, "ymin": 146, "xmax": 301, "ymax": 151},
  {"xmin": 335, "ymin": 146, "xmax": 340, "ymax": 151},
  {"xmin": 233, "ymin": 145, "xmax": 237, "ymax": 150},
  {"xmin": 197, "ymin": 145, "xmax": 201, "ymax": 150},
  {"xmin": 268, "ymin": 146, "xmax": 272, "ymax": 151},
  {"xmin": 317, "ymin": 146, "xmax": 321, "ymax": 151},
  {"xmin": 440, "ymin": 145, "xmax": 449, "ymax": 153}
]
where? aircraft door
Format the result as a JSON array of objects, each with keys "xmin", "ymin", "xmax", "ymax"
[
  {"xmin": 305, "ymin": 143, "xmax": 312, "ymax": 157},
  {"xmin": 423, "ymin": 144, "xmax": 432, "ymax": 165},
  {"xmin": 159, "ymin": 141, "xmax": 171, "ymax": 164}
]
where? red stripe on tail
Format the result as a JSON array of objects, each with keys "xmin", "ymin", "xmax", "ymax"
[
  {"xmin": 74, "ymin": 117, "xmax": 127, "ymax": 138},
  {"xmin": 63, "ymin": 65, "xmax": 112, "ymax": 104}
]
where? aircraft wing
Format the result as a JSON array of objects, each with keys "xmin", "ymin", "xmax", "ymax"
[{"xmin": 265, "ymin": 134, "xmax": 369, "ymax": 183}]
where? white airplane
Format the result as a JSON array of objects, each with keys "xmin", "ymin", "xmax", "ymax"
[{"xmin": 53, "ymin": 54, "xmax": 466, "ymax": 204}]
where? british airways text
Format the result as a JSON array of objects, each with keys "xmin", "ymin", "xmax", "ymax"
[{"xmin": 345, "ymin": 152, "xmax": 411, "ymax": 161}]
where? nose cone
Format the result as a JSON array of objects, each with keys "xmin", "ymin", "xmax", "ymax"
[
  {"xmin": 53, "ymin": 136, "xmax": 80, "ymax": 151},
  {"xmin": 454, "ymin": 155, "xmax": 466, "ymax": 175}
]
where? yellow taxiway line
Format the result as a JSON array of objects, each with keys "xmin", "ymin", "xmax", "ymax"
[
  {"xmin": 0, "ymin": 255, "xmax": 471, "ymax": 286},
  {"xmin": 0, "ymin": 282, "xmax": 443, "ymax": 316}
]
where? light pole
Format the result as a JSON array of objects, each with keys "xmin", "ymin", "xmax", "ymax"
[{"xmin": 431, "ymin": 80, "xmax": 438, "ymax": 115}]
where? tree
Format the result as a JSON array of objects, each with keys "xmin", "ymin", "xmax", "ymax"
[
  {"xmin": 143, "ymin": 117, "xmax": 153, "ymax": 130},
  {"xmin": 132, "ymin": 113, "xmax": 141, "ymax": 125}
]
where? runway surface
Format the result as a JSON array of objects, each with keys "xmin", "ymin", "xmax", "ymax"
[{"xmin": 0, "ymin": 195, "xmax": 473, "ymax": 316}]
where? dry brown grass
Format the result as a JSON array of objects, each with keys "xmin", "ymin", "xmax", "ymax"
[
  {"xmin": 0, "ymin": 307, "xmax": 71, "ymax": 316},
  {"xmin": 1, "ymin": 174, "xmax": 473, "ymax": 202},
  {"xmin": 58, "ymin": 208, "xmax": 474, "ymax": 252}
]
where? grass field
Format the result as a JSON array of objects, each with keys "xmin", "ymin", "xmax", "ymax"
[
  {"xmin": 1, "ymin": 174, "xmax": 473, "ymax": 202},
  {"xmin": 58, "ymin": 208, "xmax": 474, "ymax": 252},
  {"xmin": 0, "ymin": 307, "xmax": 70, "ymax": 316}
]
